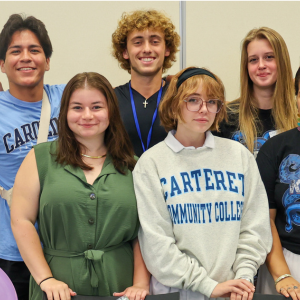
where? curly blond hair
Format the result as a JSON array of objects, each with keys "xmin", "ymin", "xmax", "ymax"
[{"xmin": 111, "ymin": 10, "xmax": 180, "ymax": 74}]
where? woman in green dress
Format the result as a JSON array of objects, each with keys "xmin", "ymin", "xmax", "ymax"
[{"xmin": 11, "ymin": 72, "xmax": 150, "ymax": 300}]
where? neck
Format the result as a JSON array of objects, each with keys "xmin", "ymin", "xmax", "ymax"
[
  {"xmin": 78, "ymin": 137, "xmax": 107, "ymax": 157},
  {"xmin": 175, "ymin": 127, "xmax": 206, "ymax": 148},
  {"xmin": 9, "ymin": 82, "xmax": 44, "ymax": 102},
  {"xmin": 130, "ymin": 70, "xmax": 163, "ymax": 99},
  {"xmin": 252, "ymin": 85, "xmax": 274, "ymax": 109}
]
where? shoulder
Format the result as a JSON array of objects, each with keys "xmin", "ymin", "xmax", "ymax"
[
  {"xmin": 134, "ymin": 141, "xmax": 169, "ymax": 172},
  {"xmin": 0, "ymin": 90, "xmax": 12, "ymax": 105},
  {"xmin": 114, "ymin": 82, "xmax": 129, "ymax": 95},
  {"xmin": 214, "ymin": 135, "xmax": 253, "ymax": 161},
  {"xmin": 259, "ymin": 127, "xmax": 298, "ymax": 156},
  {"xmin": 114, "ymin": 82, "xmax": 130, "ymax": 105},
  {"xmin": 44, "ymin": 84, "xmax": 66, "ymax": 104},
  {"xmin": 33, "ymin": 140, "xmax": 56, "ymax": 155}
]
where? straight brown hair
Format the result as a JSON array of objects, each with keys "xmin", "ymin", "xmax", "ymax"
[{"xmin": 56, "ymin": 72, "xmax": 136, "ymax": 173}]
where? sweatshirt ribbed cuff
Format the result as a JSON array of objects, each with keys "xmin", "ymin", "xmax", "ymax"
[
  {"xmin": 235, "ymin": 267, "xmax": 255, "ymax": 283},
  {"xmin": 199, "ymin": 276, "xmax": 219, "ymax": 298}
]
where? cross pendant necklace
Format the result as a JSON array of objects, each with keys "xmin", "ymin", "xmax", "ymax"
[{"xmin": 143, "ymin": 99, "xmax": 148, "ymax": 108}]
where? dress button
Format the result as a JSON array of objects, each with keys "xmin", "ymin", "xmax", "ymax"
[
  {"xmin": 88, "ymin": 218, "xmax": 94, "ymax": 225},
  {"xmin": 87, "ymin": 244, "xmax": 93, "ymax": 249},
  {"xmin": 89, "ymin": 193, "xmax": 96, "ymax": 200}
]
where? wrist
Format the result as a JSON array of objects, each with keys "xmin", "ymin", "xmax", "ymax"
[
  {"xmin": 39, "ymin": 276, "xmax": 54, "ymax": 286},
  {"xmin": 132, "ymin": 282, "xmax": 149, "ymax": 288},
  {"xmin": 275, "ymin": 274, "xmax": 292, "ymax": 286},
  {"xmin": 239, "ymin": 276, "xmax": 253, "ymax": 284}
]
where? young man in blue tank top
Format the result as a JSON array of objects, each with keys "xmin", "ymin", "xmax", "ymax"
[
  {"xmin": 0, "ymin": 14, "xmax": 65, "ymax": 300},
  {"xmin": 112, "ymin": 10, "xmax": 180, "ymax": 157}
]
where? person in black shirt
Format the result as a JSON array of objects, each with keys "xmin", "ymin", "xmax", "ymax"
[
  {"xmin": 256, "ymin": 128, "xmax": 300, "ymax": 299},
  {"xmin": 214, "ymin": 27, "xmax": 297, "ymax": 157},
  {"xmin": 111, "ymin": 10, "xmax": 180, "ymax": 157}
]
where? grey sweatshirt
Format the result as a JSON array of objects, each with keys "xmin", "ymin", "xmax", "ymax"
[{"xmin": 133, "ymin": 131, "xmax": 272, "ymax": 298}]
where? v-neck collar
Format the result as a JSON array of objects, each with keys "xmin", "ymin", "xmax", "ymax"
[{"xmin": 64, "ymin": 154, "xmax": 116, "ymax": 185}]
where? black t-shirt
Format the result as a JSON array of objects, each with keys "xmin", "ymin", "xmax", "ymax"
[
  {"xmin": 256, "ymin": 127, "xmax": 300, "ymax": 254},
  {"xmin": 213, "ymin": 103, "xmax": 276, "ymax": 154},
  {"xmin": 114, "ymin": 82, "xmax": 168, "ymax": 158}
]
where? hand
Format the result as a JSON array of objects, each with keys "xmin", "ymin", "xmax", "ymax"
[
  {"xmin": 41, "ymin": 278, "xmax": 77, "ymax": 300},
  {"xmin": 211, "ymin": 279, "xmax": 255, "ymax": 298},
  {"xmin": 276, "ymin": 277, "xmax": 300, "ymax": 300},
  {"xmin": 113, "ymin": 284, "xmax": 149, "ymax": 300},
  {"xmin": 0, "ymin": 82, "xmax": 3, "ymax": 92},
  {"xmin": 230, "ymin": 291, "xmax": 254, "ymax": 300}
]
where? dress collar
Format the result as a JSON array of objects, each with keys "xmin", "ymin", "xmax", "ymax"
[{"xmin": 165, "ymin": 130, "xmax": 215, "ymax": 153}]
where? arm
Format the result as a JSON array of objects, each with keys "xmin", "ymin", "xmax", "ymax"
[
  {"xmin": 233, "ymin": 153, "xmax": 273, "ymax": 281},
  {"xmin": 0, "ymin": 81, "xmax": 3, "ymax": 91},
  {"xmin": 11, "ymin": 149, "xmax": 76, "ymax": 300},
  {"xmin": 113, "ymin": 238, "xmax": 150, "ymax": 300},
  {"xmin": 133, "ymin": 157, "xmax": 253, "ymax": 298},
  {"xmin": 266, "ymin": 209, "xmax": 300, "ymax": 300}
]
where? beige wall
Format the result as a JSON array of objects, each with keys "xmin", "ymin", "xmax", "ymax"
[
  {"xmin": 1, "ymin": 1, "xmax": 300, "ymax": 101},
  {"xmin": 0, "ymin": 1, "xmax": 180, "ymax": 90},
  {"xmin": 186, "ymin": 1, "xmax": 300, "ymax": 101}
]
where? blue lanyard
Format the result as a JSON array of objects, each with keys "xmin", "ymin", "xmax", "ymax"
[{"xmin": 129, "ymin": 80, "xmax": 163, "ymax": 153}]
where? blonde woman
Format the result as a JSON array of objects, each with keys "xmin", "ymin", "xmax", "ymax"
[
  {"xmin": 214, "ymin": 27, "xmax": 297, "ymax": 156},
  {"xmin": 133, "ymin": 67, "xmax": 272, "ymax": 300}
]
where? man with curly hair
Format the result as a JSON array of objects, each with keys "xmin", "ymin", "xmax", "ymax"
[{"xmin": 112, "ymin": 10, "xmax": 180, "ymax": 157}]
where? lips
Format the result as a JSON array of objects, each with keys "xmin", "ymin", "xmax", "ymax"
[
  {"xmin": 17, "ymin": 67, "xmax": 36, "ymax": 71},
  {"xmin": 80, "ymin": 124, "xmax": 95, "ymax": 128},
  {"xmin": 257, "ymin": 73, "xmax": 269, "ymax": 77},
  {"xmin": 139, "ymin": 57, "xmax": 156, "ymax": 62},
  {"xmin": 194, "ymin": 118, "xmax": 208, "ymax": 123}
]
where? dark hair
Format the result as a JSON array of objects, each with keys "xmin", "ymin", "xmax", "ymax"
[
  {"xmin": 0, "ymin": 14, "xmax": 52, "ymax": 60},
  {"xmin": 56, "ymin": 72, "xmax": 136, "ymax": 173},
  {"xmin": 295, "ymin": 67, "xmax": 300, "ymax": 96}
]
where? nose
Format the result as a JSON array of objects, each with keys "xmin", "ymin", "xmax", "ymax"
[
  {"xmin": 258, "ymin": 58, "xmax": 266, "ymax": 69},
  {"xmin": 82, "ymin": 107, "xmax": 93, "ymax": 119},
  {"xmin": 143, "ymin": 40, "xmax": 151, "ymax": 53},
  {"xmin": 20, "ymin": 49, "xmax": 32, "ymax": 62},
  {"xmin": 198, "ymin": 101, "xmax": 208, "ymax": 113}
]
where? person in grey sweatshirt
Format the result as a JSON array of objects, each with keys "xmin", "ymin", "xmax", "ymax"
[{"xmin": 133, "ymin": 67, "xmax": 272, "ymax": 300}]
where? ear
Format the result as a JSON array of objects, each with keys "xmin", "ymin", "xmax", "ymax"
[
  {"xmin": 123, "ymin": 49, "xmax": 129, "ymax": 60},
  {"xmin": 45, "ymin": 58, "xmax": 50, "ymax": 72},
  {"xmin": 0, "ymin": 60, "xmax": 6, "ymax": 73},
  {"xmin": 165, "ymin": 48, "xmax": 170, "ymax": 57}
]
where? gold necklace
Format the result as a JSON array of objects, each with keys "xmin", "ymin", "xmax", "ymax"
[{"xmin": 81, "ymin": 153, "xmax": 107, "ymax": 159}]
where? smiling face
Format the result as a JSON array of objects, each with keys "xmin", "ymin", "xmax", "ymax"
[
  {"xmin": 123, "ymin": 29, "xmax": 170, "ymax": 78},
  {"xmin": 67, "ymin": 88, "xmax": 109, "ymax": 144},
  {"xmin": 176, "ymin": 81, "xmax": 216, "ymax": 142},
  {"xmin": 247, "ymin": 38, "xmax": 277, "ymax": 90},
  {"xmin": 0, "ymin": 30, "xmax": 50, "ymax": 94}
]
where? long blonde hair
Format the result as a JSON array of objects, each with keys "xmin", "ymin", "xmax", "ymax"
[{"xmin": 229, "ymin": 27, "xmax": 297, "ymax": 153}]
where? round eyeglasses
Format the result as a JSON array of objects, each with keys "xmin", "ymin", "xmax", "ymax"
[{"xmin": 183, "ymin": 96, "xmax": 223, "ymax": 113}]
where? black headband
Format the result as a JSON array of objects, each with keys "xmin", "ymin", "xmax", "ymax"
[{"xmin": 176, "ymin": 68, "xmax": 217, "ymax": 89}]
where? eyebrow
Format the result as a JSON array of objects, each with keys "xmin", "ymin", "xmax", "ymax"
[
  {"xmin": 188, "ymin": 93, "xmax": 201, "ymax": 97},
  {"xmin": 131, "ymin": 34, "xmax": 163, "ymax": 41},
  {"xmin": 70, "ymin": 101, "xmax": 103, "ymax": 105},
  {"xmin": 248, "ymin": 51, "xmax": 274, "ymax": 57},
  {"xmin": 7, "ymin": 44, "xmax": 42, "ymax": 50}
]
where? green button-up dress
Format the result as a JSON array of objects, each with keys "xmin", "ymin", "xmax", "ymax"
[{"xmin": 29, "ymin": 141, "xmax": 139, "ymax": 299}]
